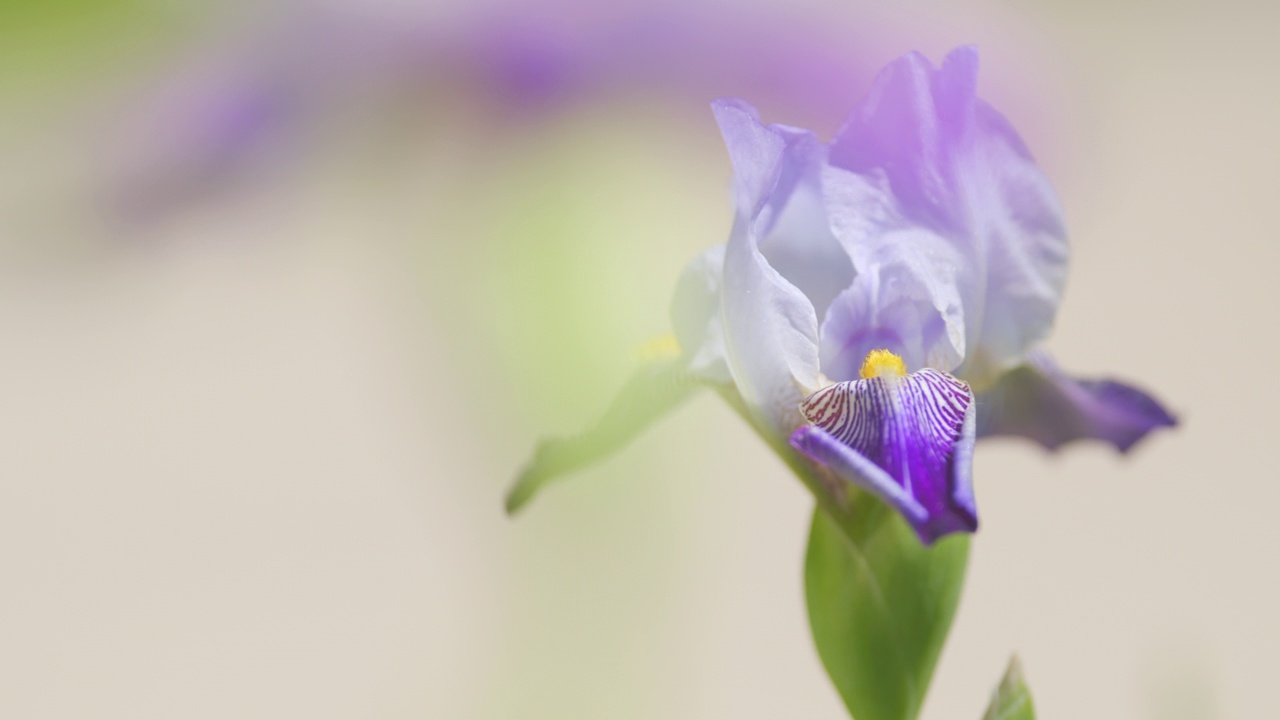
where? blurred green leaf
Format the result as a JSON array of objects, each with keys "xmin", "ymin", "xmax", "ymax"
[
  {"xmin": 0, "ymin": 0, "xmax": 176, "ymax": 97},
  {"xmin": 982, "ymin": 657, "xmax": 1036, "ymax": 720},
  {"xmin": 506, "ymin": 356, "xmax": 702, "ymax": 514},
  {"xmin": 805, "ymin": 501, "xmax": 969, "ymax": 720}
]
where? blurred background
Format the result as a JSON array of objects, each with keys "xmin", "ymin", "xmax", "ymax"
[{"xmin": 0, "ymin": 0, "xmax": 1274, "ymax": 717}]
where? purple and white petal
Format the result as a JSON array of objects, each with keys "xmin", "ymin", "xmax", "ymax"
[
  {"xmin": 721, "ymin": 215, "xmax": 821, "ymax": 434},
  {"xmin": 976, "ymin": 351, "xmax": 1177, "ymax": 452},
  {"xmin": 826, "ymin": 46, "xmax": 1069, "ymax": 388},
  {"xmin": 712, "ymin": 99, "xmax": 790, "ymax": 220},
  {"xmin": 790, "ymin": 368, "xmax": 978, "ymax": 544},
  {"xmin": 714, "ymin": 101, "xmax": 823, "ymax": 433}
]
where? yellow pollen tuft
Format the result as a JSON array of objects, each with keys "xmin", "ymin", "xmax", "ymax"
[
  {"xmin": 637, "ymin": 333, "xmax": 681, "ymax": 361},
  {"xmin": 859, "ymin": 349, "xmax": 907, "ymax": 379}
]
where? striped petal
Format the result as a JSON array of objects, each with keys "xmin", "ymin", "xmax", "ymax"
[{"xmin": 790, "ymin": 368, "xmax": 977, "ymax": 544}]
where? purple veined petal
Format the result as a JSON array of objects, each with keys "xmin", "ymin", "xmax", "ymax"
[
  {"xmin": 790, "ymin": 368, "xmax": 978, "ymax": 544},
  {"xmin": 976, "ymin": 351, "xmax": 1178, "ymax": 452},
  {"xmin": 792, "ymin": 424, "xmax": 928, "ymax": 526},
  {"xmin": 827, "ymin": 46, "xmax": 1069, "ymax": 388},
  {"xmin": 670, "ymin": 244, "xmax": 731, "ymax": 384}
]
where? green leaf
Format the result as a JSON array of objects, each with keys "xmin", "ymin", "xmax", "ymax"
[
  {"xmin": 805, "ymin": 501, "xmax": 969, "ymax": 720},
  {"xmin": 505, "ymin": 356, "xmax": 702, "ymax": 514},
  {"xmin": 982, "ymin": 657, "xmax": 1035, "ymax": 720}
]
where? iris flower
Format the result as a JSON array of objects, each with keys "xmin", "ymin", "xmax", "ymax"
[{"xmin": 508, "ymin": 46, "xmax": 1175, "ymax": 544}]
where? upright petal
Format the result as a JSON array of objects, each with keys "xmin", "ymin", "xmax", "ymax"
[
  {"xmin": 819, "ymin": 191, "xmax": 967, "ymax": 380},
  {"xmin": 722, "ymin": 215, "xmax": 821, "ymax": 434},
  {"xmin": 829, "ymin": 51, "xmax": 958, "ymax": 231},
  {"xmin": 713, "ymin": 100, "xmax": 824, "ymax": 433},
  {"xmin": 712, "ymin": 98, "xmax": 788, "ymax": 220},
  {"xmin": 790, "ymin": 367, "xmax": 978, "ymax": 544},
  {"xmin": 756, "ymin": 138, "xmax": 854, "ymax": 321},
  {"xmin": 826, "ymin": 46, "xmax": 1068, "ymax": 387},
  {"xmin": 976, "ymin": 351, "xmax": 1177, "ymax": 452}
]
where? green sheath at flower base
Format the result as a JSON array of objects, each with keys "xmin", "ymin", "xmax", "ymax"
[{"xmin": 805, "ymin": 502, "xmax": 969, "ymax": 720}]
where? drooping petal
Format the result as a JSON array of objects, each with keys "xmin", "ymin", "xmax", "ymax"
[
  {"xmin": 506, "ymin": 357, "xmax": 704, "ymax": 513},
  {"xmin": 790, "ymin": 368, "xmax": 978, "ymax": 544},
  {"xmin": 825, "ymin": 46, "xmax": 1068, "ymax": 388},
  {"xmin": 975, "ymin": 351, "xmax": 1177, "ymax": 452},
  {"xmin": 713, "ymin": 100, "xmax": 823, "ymax": 433}
]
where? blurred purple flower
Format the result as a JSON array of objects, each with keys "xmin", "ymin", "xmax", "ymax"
[
  {"xmin": 455, "ymin": 3, "xmax": 880, "ymax": 121},
  {"xmin": 108, "ymin": 59, "xmax": 294, "ymax": 219},
  {"xmin": 509, "ymin": 47, "xmax": 1175, "ymax": 544},
  {"xmin": 102, "ymin": 2, "xmax": 890, "ymax": 219}
]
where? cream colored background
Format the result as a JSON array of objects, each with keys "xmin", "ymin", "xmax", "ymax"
[{"xmin": 0, "ymin": 1, "xmax": 1274, "ymax": 718}]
